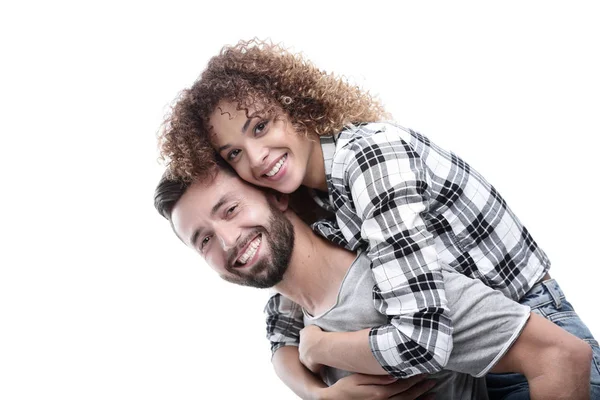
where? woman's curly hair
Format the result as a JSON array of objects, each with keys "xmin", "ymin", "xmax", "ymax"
[{"xmin": 158, "ymin": 38, "xmax": 389, "ymax": 181}]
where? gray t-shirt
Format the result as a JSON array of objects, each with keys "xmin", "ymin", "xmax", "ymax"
[{"xmin": 303, "ymin": 252, "xmax": 530, "ymax": 399}]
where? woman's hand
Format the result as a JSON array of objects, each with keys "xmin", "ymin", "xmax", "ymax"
[
  {"xmin": 299, "ymin": 325, "xmax": 326, "ymax": 374},
  {"xmin": 317, "ymin": 373, "xmax": 436, "ymax": 400}
]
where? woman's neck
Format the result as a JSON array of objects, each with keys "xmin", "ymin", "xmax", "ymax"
[{"xmin": 302, "ymin": 135, "xmax": 328, "ymax": 192}]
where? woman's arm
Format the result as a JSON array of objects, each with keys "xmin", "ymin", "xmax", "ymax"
[
  {"xmin": 338, "ymin": 127, "xmax": 453, "ymax": 377},
  {"xmin": 267, "ymin": 295, "xmax": 435, "ymax": 400},
  {"xmin": 273, "ymin": 346, "xmax": 436, "ymax": 400},
  {"xmin": 299, "ymin": 313, "xmax": 592, "ymax": 400},
  {"xmin": 299, "ymin": 326, "xmax": 387, "ymax": 375}
]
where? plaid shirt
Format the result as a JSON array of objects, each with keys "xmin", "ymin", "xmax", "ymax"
[{"xmin": 265, "ymin": 122, "xmax": 550, "ymax": 377}]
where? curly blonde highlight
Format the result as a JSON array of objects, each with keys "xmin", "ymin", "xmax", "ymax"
[{"xmin": 158, "ymin": 39, "xmax": 389, "ymax": 181}]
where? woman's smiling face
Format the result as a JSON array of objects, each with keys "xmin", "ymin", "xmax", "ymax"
[{"xmin": 209, "ymin": 100, "xmax": 319, "ymax": 194}]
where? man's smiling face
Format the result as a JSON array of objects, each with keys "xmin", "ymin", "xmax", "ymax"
[{"xmin": 171, "ymin": 171, "xmax": 294, "ymax": 288}]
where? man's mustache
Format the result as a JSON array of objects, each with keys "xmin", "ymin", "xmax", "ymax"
[{"xmin": 225, "ymin": 228, "xmax": 266, "ymax": 269}]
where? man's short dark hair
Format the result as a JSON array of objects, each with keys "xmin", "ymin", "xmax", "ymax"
[
  {"xmin": 154, "ymin": 159, "xmax": 237, "ymax": 221},
  {"xmin": 154, "ymin": 171, "xmax": 190, "ymax": 221}
]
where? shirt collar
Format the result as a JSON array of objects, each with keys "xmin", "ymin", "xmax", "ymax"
[
  {"xmin": 319, "ymin": 134, "xmax": 337, "ymax": 180},
  {"xmin": 305, "ymin": 133, "xmax": 338, "ymax": 212}
]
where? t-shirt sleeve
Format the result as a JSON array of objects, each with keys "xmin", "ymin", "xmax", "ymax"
[{"xmin": 440, "ymin": 267, "xmax": 530, "ymax": 377}]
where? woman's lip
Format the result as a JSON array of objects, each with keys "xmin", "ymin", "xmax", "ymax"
[
  {"xmin": 263, "ymin": 154, "xmax": 288, "ymax": 181},
  {"xmin": 261, "ymin": 155, "xmax": 282, "ymax": 176}
]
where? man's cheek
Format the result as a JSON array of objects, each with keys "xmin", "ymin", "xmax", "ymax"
[{"xmin": 204, "ymin": 253, "xmax": 226, "ymax": 273}]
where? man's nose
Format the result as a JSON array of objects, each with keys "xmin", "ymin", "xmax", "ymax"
[{"xmin": 216, "ymin": 225, "xmax": 240, "ymax": 251}]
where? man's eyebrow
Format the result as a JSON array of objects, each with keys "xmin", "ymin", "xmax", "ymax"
[
  {"xmin": 190, "ymin": 228, "xmax": 203, "ymax": 249},
  {"xmin": 211, "ymin": 195, "xmax": 230, "ymax": 217},
  {"xmin": 189, "ymin": 194, "xmax": 232, "ymax": 247},
  {"xmin": 217, "ymin": 118, "xmax": 252, "ymax": 153}
]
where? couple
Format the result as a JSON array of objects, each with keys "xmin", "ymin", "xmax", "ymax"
[
  {"xmin": 155, "ymin": 39, "xmax": 599, "ymax": 399},
  {"xmin": 156, "ymin": 162, "xmax": 593, "ymax": 399}
]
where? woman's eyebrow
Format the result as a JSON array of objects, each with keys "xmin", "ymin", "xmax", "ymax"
[
  {"xmin": 241, "ymin": 118, "xmax": 251, "ymax": 133},
  {"xmin": 217, "ymin": 144, "xmax": 231, "ymax": 153},
  {"xmin": 217, "ymin": 118, "xmax": 253, "ymax": 153}
]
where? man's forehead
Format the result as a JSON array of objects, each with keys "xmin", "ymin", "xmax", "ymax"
[
  {"xmin": 181, "ymin": 171, "xmax": 265, "ymax": 213},
  {"xmin": 189, "ymin": 172, "xmax": 238, "ymax": 203},
  {"xmin": 170, "ymin": 172, "xmax": 230, "ymax": 238}
]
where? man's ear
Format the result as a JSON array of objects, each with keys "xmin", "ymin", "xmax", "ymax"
[{"xmin": 266, "ymin": 190, "xmax": 289, "ymax": 211}]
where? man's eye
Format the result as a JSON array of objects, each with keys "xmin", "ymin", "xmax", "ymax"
[
  {"xmin": 201, "ymin": 236, "xmax": 211, "ymax": 249},
  {"xmin": 226, "ymin": 205, "xmax": 237, "ymax": 216},
  {"xmin": 254, "ymin": 120, "xmax": 268, "ymax": 136},
  {"xmin": 227, "ymin": 149, "xmax": 241, "ymax": 161}
]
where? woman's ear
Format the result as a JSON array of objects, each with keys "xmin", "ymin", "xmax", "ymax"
[{"xmin": 266, "ymin": 190, "xmax": 289, "ymax": 211}]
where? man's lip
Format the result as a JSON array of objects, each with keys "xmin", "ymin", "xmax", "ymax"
[
  {"xmin": 236, "ymin": 238, "xmax": 261, "ymax": 269},
  {"xmin": 234, "ymin": 234, "xmax": 261, "ymax": 266},
  {"xmin": 260, "ymin": 154, "xmax": 287, "ymax": 177}
]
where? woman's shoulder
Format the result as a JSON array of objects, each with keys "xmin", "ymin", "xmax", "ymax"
[{"xmin": 335, "ymin": 121, "xmax": 414, "ymax": 153}]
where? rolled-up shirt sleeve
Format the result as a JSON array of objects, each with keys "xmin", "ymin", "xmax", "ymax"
[{"xmin": 264, "ymin": 293, "xmax": 304, "ymax": 355}]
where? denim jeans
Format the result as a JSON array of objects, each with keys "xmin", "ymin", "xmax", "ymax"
[{"xmin": 486, "ymin": 279, "xmax": 600, "ymax": 399}]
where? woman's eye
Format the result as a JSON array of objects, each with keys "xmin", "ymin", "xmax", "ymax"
[
  {"xmin": 254, "ymin": 120, "xmax": 268, "ymax": 136},
  {"xmin": 227, "ymin": 149, "xmax": 241, "ymax": 161},
  {"xmin": 201, "ymin": 236, "xmax": 211, "ymax": 249}
]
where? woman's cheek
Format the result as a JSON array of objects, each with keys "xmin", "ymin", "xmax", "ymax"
[{"xmin": 231, "ymin": 163, "xmax": 251, "ymax": 182}]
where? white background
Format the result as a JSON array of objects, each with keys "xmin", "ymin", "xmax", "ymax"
[{"xmin": 1, "ymin": 1, "xmax": 599, "ymax": 399}]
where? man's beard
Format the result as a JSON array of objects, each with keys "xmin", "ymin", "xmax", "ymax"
[{"xmin": 221, "ymin": 203, "xmax": 294, "ymax": 289}]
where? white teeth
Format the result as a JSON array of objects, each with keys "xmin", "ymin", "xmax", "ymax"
[
  {"xmin": 265, "ymin": 154, "xmax": 287, "ymax": 177},
  {"xmin": 237, "ymin": 236, "xmax": 262, "ymax": 264}
]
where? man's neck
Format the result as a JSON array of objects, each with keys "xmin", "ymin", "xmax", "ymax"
[{"xmin": 273, "ymin": 212, "xmax": 356, "ymax": 315}]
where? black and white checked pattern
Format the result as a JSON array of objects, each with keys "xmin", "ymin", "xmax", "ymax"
[
  {"xmin": 266, "ymin": 122, "xmax": 550, "ymax": 377},
  {"xmin": 264, "ymin": 292, "xmax": 304, "ymax": 354}
]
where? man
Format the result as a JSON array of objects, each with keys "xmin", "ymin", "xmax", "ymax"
[{"xmin": 154, "ymin": 165, "xmax": 593, "ymax": 399}]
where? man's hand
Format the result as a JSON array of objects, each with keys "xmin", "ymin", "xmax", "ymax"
[
  {"xmin": 317, "ymin": 373, "xmax": 436, "ymax": 400},
  {"xmin": 299, "ymin": 325, "xmax": 325, "ymax": 374}
]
